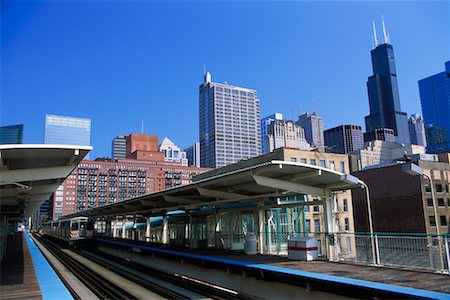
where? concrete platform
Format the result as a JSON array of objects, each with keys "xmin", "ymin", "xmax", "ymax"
[{"xmin": 96, "ymin": 237, "xmax": 450, "ymax": 297}]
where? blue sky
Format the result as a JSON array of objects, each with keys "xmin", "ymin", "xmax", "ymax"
[{"xmin": 1, "ymin": 1, "xmax": 448, "ymax": 158}]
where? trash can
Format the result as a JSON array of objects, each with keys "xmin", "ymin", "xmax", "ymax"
[
  {"xmin": 288, "ymin": 237, "xmax": 318, "ymax": 260},
  {"xmin": 244, "ymin": 234, "xmax": 258, "ymax": 255}
]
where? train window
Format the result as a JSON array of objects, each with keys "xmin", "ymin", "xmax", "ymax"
[{"xmin": 71, "ymin": 222, "xmax": 79, "ymax": 230}]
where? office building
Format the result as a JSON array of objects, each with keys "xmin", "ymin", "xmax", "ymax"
[
  {"xmin": 261, "ymin": 113, "xmax": 283, "ymax": 153},
  {"xmin": 418, "ymin": 61, "xmax": 450, "ymax": 153},
  {"xmin": 324, "ymin": 125, "xmax": 364, "ymax": 154},
  {"xmin": 159, "ymin": 137, "xmax": 188, "ymax": 166},
  {"xmin": 352, "ymin": 158, "xmax": 450, "ymax": 234},
  {"xmin": 0, "ymin": 124, "xmax": 23, "ymax": 144},
  {"xmin": 44, "ymin": 114, "xmax": 91, "ymax": 158},
  {"xmin": 199, "ymin": 72, "xmax": 261, "ymax": 168},
  {"xmin": 408, "ymin": 114, "xmax": 427, "ymax": 147},
  {"xmin": 264, "ymin": 119, "xmax": 309, "ymax": 153},
  {"xmin": 298, "ymin": 112, "xmax": 324, "ymax": 149},
  {"xmin": 112, "ymin": 135, "xmax": 126, "ymax": 159},
  {"xmin": 363, "ymin": 128, "xmax": 396, "ymax": 143},
  {"xmin": 185, "ymin": 142, "xmax": 201, "ymax": 167},
  {"xmin": 364, "ymin": 20, "xmax": 410, "ymax": 144}
]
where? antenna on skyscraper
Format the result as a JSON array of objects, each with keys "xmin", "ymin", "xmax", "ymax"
[
  {"xmin": 299, "ymin": 103, "xmax": 303, "ymax": 115},
  {"xmin": 381, "ymin": 15, "xmax": 389, "ymax": 44},
  {"xmin": 312, "ymin": 97, "xmax": 317, "ymax": 113},
  {"xmin": 372, "ymin": 20, "xmax": 378, "ymax": 47},
  {"xmin": 203, "ymin": 64, "xmax": 206, "ymax": 75}
]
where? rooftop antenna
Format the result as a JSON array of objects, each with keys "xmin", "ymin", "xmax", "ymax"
[
  {"xmin": 381, "ymin": 15, "xmax": 389, "ymax": 44},
  {"xmin": 372, "ymin": 20, "xmax": 378, "ymax": 47},
  {"xmin": 312, "ymin": 97, "xmax": 317, "ymax": 113},
  {"xmin": 141, "ymin": 120, "xmax": 144, "ymax": 134},
  {"xmin": 203, "ymin": 64, "xmax": 206, "ymax": 75}
]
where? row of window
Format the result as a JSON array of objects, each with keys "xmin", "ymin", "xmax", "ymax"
[
  {"xmin": 426, "ymin": 198, "xmax": 450, "ymax": 207},
  {"xmin": 429, "ymin": 215, "xmax": 448, "ymax": 227},
  {"xmin": 289, "ymin": 157, "xmax": 346, "ymax": 173}
]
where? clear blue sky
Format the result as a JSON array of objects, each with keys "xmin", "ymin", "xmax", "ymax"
[{"xmin": 2, "ymin": 1, "xmax": 448, "ymax": 158}]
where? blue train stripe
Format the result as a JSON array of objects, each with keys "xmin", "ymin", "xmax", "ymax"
[
  {"xmin": 96, "ymin": 237, "xmax": 450, "ymax": 300},
  {"xmin": 25, "ymin": 231, "xmax": 73, "ymax": 300}
]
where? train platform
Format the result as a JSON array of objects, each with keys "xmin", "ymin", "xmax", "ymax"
[
  {"xmin": 96, "ymin": 237, "xmax": 450, "ymax": 299},
  {"xmin": 0, "ymin": 231, "xmax": 72, "ymax": 300}
]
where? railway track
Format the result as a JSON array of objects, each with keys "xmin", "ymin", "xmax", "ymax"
[{"xmin": 33, "ymin": 234, "xmax": 251, "ymax": 299}]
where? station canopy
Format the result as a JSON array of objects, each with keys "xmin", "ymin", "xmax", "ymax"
[
  {"xmin": 67, "ymin": 160, "xmax": 363, "ymax": 219},
  {"xmin": 0, "ymin": 144, "xmax": 91, "ymax": 221}
]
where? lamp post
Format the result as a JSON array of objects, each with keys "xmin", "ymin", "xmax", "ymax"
[
  {"xmin": 401, "ymin": 162, "xmax": 445, "ymax": 273},
  {"xmin": 359, "ymin": 180, "xmax": 377, "ymax": 266}
]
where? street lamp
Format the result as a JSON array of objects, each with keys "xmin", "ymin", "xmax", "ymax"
[
  {"xmin": 358, "ymin": 180, "xmax": 377, "ymax": 266},
  {"xmin": 401, "ymin": 162, "xmax": 445, "ymax": 273}
]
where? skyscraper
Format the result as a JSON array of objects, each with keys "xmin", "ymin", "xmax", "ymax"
[
  {"xmin": 0, "ymin": 124, "xmax": 23, "ymax": 144},
  {"xmin": 364, "ymin": 19, "xmax": 410, "ymax": 144},
  {"xmin": 408, "ymin": 114, "xmax": 427, "ymax": 147},
  {"xmin": 44, "ymin": 114, "xmax": 91, "ymax": 158},
  {"xmin": 159, "ymin": 137, "xmax": 188, "ymax": 166},
  {"xmin": 264, "ymin": 119, "xmax": 309, "ymax": 153},
  {"xmin": 112, "ymin": 135, "xmax": 126, "ymax": 159},
  {"xmin": 261, "ymin": 113, "xmax": 283, "ymax": 153},
  {"xmin": 298, "ymin": 112, "xmax": 324, "ymax": 149},
  {"xmin": 418, "ymin": 61, "xmax": 450, "ymax": 153},
  {"xmin": 199, "ymin": 72, "xmax": 261, "ymax": 168},
  {"xmin": 324, "ymin": 125, "xmax": 364, "ymax": 154}
]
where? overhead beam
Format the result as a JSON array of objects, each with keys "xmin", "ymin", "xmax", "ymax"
[
  {"xmin": 196, "ymin": 187, "xmax": 247, "ymax": 200},
  {"xmin": 252, "ymin": 174, "xmax": 327, "ymax": 197},
  {"xmin": 163, "ymin": 194, "xmax": 199, "ymax": 205},
  {"xmin": 0, "ymin": 165, "xmax": 75, "ymax": 185}
]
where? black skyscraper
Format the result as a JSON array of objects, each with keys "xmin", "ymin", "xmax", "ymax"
[{"xmin": 364, "ymin": 20, "xmax": 410, "ymax": 144}]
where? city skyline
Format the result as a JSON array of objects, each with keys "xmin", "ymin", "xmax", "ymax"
[{"xmin": 2, "ymin": 1, "xmax": 448, "ymax": 158}]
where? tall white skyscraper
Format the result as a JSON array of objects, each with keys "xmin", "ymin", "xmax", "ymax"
[
  {"xmin": 298, "ymin": 112, "xmax": 324, "ymax": 149},
  {"xmin": 199, "ymin": 72, "xmax": 261, "ymax": 168}
]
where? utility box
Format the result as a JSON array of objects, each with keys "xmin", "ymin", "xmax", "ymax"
[
  {"xmin": 244, "ymin": 234, "xmax": 258, "ymax": 255},
  {"xmin": 288, "ymin": 237, "xmax": 318, "ymax": 260}
]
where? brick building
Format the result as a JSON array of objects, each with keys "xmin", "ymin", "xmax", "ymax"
[{"xmin": 52, "ymin": 134, "xmax": 210, "ymax": 219}]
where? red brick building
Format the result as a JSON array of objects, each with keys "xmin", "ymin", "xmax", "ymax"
[{"xmin": 52, "ymin": 134, "xmax": 210, "ymax": 219}]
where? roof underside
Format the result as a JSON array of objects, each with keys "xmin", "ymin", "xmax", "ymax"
[
  {"xmin": 67, "ymin": 160, "xmax": 362, "ymax": 219},
  {"xmin": 0, "ymin": 144, "xmax": 91, "ymax": 221}
]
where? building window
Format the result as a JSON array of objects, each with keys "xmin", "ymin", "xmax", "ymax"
[
  {"xmin": 340, "ymin": 161, "xmax": 345, "ymax": 173},
  {"xmin": 305, "ymin": 219, "xmax": 311, "ymax": 233},
  {"xmin": 343, "ymin": 199, "xmax": 348, "ymax": 212},
  {"xmin": 313, "ymin": 205, "xmax": 319, "ymax": 212},
  {"xmin": 344, "ymin": 218, "xmax": 350, "ymax": 231},
  {"xmin": 310, "ymin": 159, "xmax": 316, "ymax": 165},
  {"xmin": 427, "ymin": 198, "xmax": 434, "ymax": 206},
  {"xmin": 429, "ymin": 216, "xmax": 436, "ymax": 226},
  {"xmin": 290, "ymin": 157, "xmax": 297, "ymax": 162},
  {"xmin": 320, "ymin": 160, "xmax": 326, "ymax": 168},
  {"xmin": 425, "ymin": 184, "xmax": 431, "ymax": 193},
  {"xmin": 438, "ymin": 198, "xmax": 445, "ymax": 206},
  {"xmin": 300, "ymin": 158, "xmax": 307, "ymax": 164},
  {"xmin": 314, "ymin": 219, "xmax": 320, "ymax": 233},
  {"xmin": 435, "ymin": 184, "xmax": 443, "ymax": 193},
  {"xmin": 440, "ymin": 216, "xmax": 448, "ymax": 227},
  {"xmin": 329, "ymin": 160, "xmax": 335, "ymax": 170}
]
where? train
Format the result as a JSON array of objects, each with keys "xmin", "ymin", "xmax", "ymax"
[{"xmin": 42, "ymin": 216, "xmax": 95, "ymax": 247}]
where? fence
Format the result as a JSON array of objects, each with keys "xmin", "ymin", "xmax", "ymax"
[{"xmin": 264, "ymin": 231, "xmax": 450, "ymax": 274}]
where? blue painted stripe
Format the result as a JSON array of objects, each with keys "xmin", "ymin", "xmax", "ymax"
[
  {"xmin": 97, "ymin": 237, "xmax": 450, "ymax": 300},
  {"xmin": 25, "ymin": 231, "xmax": 73, "ymax": 300}
]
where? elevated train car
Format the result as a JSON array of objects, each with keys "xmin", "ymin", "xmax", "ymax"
[{"xmin": 42, "ymin": 216, "xmax": 94, "ymax": 247}]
